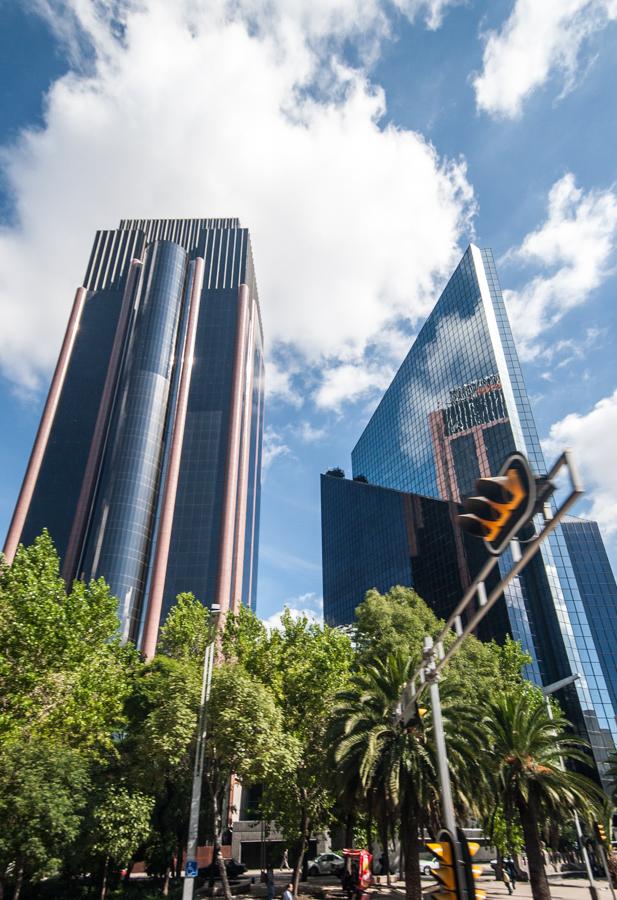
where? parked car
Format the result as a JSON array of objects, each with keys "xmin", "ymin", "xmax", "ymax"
[
  {"xmin": 197, "ymin": 858, "xmax": 247, "ymax": 880},
  {"xmin": 308, "ymin": 852, "xmax": 345, "ymax": 876},
  {"xmin": 422, "ymin": 858, "xmax": 441, "ymax": 877}
]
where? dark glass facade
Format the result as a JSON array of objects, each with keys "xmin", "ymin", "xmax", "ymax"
[
  {"xmin": 562, "ymin": 517, "xmax": 617, "ymax": 719},
  {"xmin": 343, "ymin": 244, "xmax": 616, "ymax": 780},
  {"xmin": 6, "ymin": 218, "xmax": 264, "ymax": 647},
  {"xmin": 321, "ymin": 473, "xmax": 509, "ymax": 644}
]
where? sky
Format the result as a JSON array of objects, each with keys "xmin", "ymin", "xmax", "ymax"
[{"xmin": 0, "ymin": 0, "xmax": 616, "ymax": 627}]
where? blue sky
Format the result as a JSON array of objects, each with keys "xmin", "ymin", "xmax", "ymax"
[{"xmin": 1, "ymin": 0, "xmax": 616, "ymax": 626}]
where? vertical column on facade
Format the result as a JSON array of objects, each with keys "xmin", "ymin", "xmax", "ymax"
[
  {"xmin": 3, "ymin": 287, "xmax": 88, "ymax": 564},
  {"xmin": 245, "ymin": 351, "xmax": 264, "ymax": 608},
  {"xmin": 229, "ymin": 305, "xmax": 256, "ymax": 613},
  {"xmin": 141, "ymin": 257, "xmax": 205, "ymax": 660},
  {"xmin": 215, "ymin": 284, "xmax": 250, "ymax": 614},
  {"xmin": 62, "ymin": 259, "xmax": 143, "ymax": 583}
]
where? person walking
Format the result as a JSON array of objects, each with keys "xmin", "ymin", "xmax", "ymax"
[
  {"xmin": 505, "ymin": 859, "xmax": 517, "ymax": 890},
  {"xmin": 266, "ymin": 866, "xmax": 276, "ymax": 900},
  {"xmin": 502, "ymin": 868, "xmax": 513, "ymax": 895},
  {"xmin": 281, "ymin": 849, "xmax": 289, "ymax": 870},
  {"xmin": 282, "ymin": 883, "xmax": 294, "ymax": 900}
]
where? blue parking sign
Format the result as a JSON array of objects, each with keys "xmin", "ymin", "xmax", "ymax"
[{"xmin": 185, "ymin": 859, "xmax": 198, "ymax": 878}]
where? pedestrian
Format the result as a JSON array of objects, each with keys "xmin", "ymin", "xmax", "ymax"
[
  {"xmin": 282, "ymin": 882, "xmax": 294, "ymax": 900},
  {"xmin": 502, "ymin": 868, "xmax": 513, "ymax": 895},
  {"xmin": 505, "ymin": 859, "xmax": 517, "ymax": 889},
  {"xmin": 281, "ymin": 849, "xmax": 289, "ymax": 870},
  {"xmin": 266, "ymin": 866, "xmax": 275, "ymax": 900}
]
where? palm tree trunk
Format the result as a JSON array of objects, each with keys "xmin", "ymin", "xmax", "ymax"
[
  {"xmin": 516, "ymin": 791, "xmax": 551, "ymax": 900},
  {"xmin": 400, "ymin": 796, "xmax": 421, "ymax": 900},
  {"xmin": 380, "ymin": 809, "xmax": 391, "ymax": 885}
]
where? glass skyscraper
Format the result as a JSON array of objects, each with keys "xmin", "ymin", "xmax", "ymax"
[
  {"xmin": 3, "ymin": 218, "xmax": 264, "ymax": 656},
  {"xmin": 331, "ymin": 244, "xmax": 616, "ymax": 780}
]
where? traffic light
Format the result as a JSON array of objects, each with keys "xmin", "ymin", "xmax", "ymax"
[
  {"xmin": 426, "ymin": 830, "xmax": 459, "ymax": 900},
  {"xmin": 458, "ymin": 830, "xmax": 486, "ymax": 900},
  {"xmin": 457, "ymin": 452, "xmax": 536, "ymax": 556},
  {"xmin": 594, "ymin": 821, "xmax": 608, "ymax": 844}
]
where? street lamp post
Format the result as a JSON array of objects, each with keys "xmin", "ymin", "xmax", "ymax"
[
  {"xmin": 182, "ymin": 603, "xmax": 220, "ymax": 900},
  {"xmin": 542, "ymin": 674, "xmax": 599, "ymax": 900}
]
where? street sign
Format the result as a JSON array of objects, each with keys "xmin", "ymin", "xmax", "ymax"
[{"xmin": 185, "ymin": 859, "xmax": 198, "ymax": 878}]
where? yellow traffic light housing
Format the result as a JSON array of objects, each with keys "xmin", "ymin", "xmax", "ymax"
[
  {"xmin": 457, "ymin": 452, "xmax": 536, "ymax": 556},
  {"xmin": 426, "ymin": 830, "xmax": 459, "ymax": 900},
  {"xmin": 594, "ymin": 822, "xmax": 608, "ymax": 844}
]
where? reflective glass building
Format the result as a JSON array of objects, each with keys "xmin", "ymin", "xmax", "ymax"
[
  {"xmin": 341, "ymin": 244, "xmax": 616, "ymax": 780},
  {"xmin": 4, "ymin": 219, "xmax": 264, "ymax": 656},
  {"xmin": 562, "ymin": 516, "xmax": 617, "ymax": 719},
  {"xmin": 321, "ymin": 472, "xmax": 508, "ymax": 643}
]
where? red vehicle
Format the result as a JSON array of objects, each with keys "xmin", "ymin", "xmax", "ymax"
[{"xmin": 342, "ymin": 849, "xmax": 373, "ymax": 897}]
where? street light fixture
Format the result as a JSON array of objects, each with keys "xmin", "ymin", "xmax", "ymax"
[{"xmin": 182, "ymin": 603, "xmax": 221, "ymax": 900}]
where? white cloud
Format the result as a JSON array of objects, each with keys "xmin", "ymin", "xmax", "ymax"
[
  {"xmin": 294, "ymin": 421, "xmax": 327, "ymax": 443},
  {"xmin": 0, "ymin": 0, "xmax": 474, "ymax": 409},
  {"xmin": 315, "ymin": 360, "xmax": 396, "ymax": 411},
  {"xmin": 542, "ymin": 389, "xmax": 617, "ymax": 534},
  {"xmin": 262, "ymin": 592, "xmax": 324, "ymax": 629},
  {"xmin": 473, "ymin": 0, "xmax": 617, "ymax": 119},
  {"xmin": 503, "ymin": 173, "xmax": 617, "ymax": 360},
  {"xmin": 262, "ymin": 426, "xmax": 291, "ymax": 471}
]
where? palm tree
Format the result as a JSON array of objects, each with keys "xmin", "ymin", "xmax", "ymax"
[
  {"xmin": 483, "ymin": 693, "xmax": 603, "ymax": 900},
  {"xmin": 331, "ymin": 652, "xmax": 483, "ymax": 900}
]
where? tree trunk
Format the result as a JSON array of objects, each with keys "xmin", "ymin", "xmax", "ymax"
[
  {"xmin": 292, "ymin": 798, "xmax": 310, "ymax": 896},
  {"xmin": 516, "ymin": 790, "xmax": 551, "ymax": 900},
  {"xmin": 345, "ymin": 811, "xmax": 355, "ymax": 852},
  {"xmin": 163, "ymin": 867, "xmax": 170, "ymax": 896},
  {"xmin": 400, "ymin": 798, "xmax": 421, "ymax": 900},
  {"xmin": 380, "ymin": 808, "xmax": 391, "ymax": 885},
  {"xmin": 100, "ymin": 857, "xmax": 109, "ymax": 900},
  {"xmin": 212, "ymin": 791, "xmax": 233, "ymax": 900},
  {"xmin": 12, "ymin": 859, "xmax": 24, "ymax": 900}
]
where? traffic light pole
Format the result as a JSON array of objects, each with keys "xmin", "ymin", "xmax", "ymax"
[{"xmin": 424, "ymin": 636, "xmax": 469, "ymax": 900}]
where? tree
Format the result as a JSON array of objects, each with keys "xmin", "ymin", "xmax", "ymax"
[
  {"xmin": 88, "ymin": 785, "xmax": 154, "ymax": 900},
  {"xmin": 332, "ymin": 651, "xmax": 483, "ymax": 900},
  {"xmin": 0, "ymin": 740, "xmax": 89, "ymax": 900},
  {"xmin": 223, "ymin": 607, "xmax": 355, "ymax": 894},
  {"xmin": 483, "ymin": 693, "xmax": 604, "ymax": 900},
  {"xmin": 204, "ymin": 663, "xmax": 293, "ymax": 900}
]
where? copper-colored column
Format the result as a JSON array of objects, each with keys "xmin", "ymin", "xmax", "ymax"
[
  {"xmin": 62, "ymin": 260, "xmax": 142, "ymax": 583},
  {"xmin": 214, "ymin": 284, "xmax": 249, "ymax": 614},
  {"xmin": 141, "ymin": 257, "xmax": 205, "ymax": 660},
  {"xmin": 3, "ymin": 287, "xmax": 88, "ymax": 564},
  {"xmin": 229, "ymin": 308, "xmax": 255, "ymax": 612}
]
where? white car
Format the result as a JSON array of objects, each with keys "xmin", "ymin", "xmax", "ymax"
[
  {"xmin": 308, "ymin": 853, "xmax": 345, "ymax": 876},
  {"xmin": 422, "ymin": 858, "xmax": 441, "ymax": 877}
]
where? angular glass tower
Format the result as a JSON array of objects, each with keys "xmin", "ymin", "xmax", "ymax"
[
  {"xmin": 4, "ymin": 219, "xmax": 264, "ymax": 655},
  {"xmin": 351, "ymin": 244, "xmax": 617, "ymax": 780}
]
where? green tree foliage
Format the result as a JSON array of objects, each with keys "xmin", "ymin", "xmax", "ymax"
[
  {"xmin": 483, "ymin": 693, "xmax": 603, "ymax": 900},
  {"xmin": 332, "ymin": 651, "xmax": 483, "ymax": 900},
  {"xmin": 0, "ymin": 531, "xmax": 137, "ymax": 752},
  {"xmin": 223, "ymin": 607, "xmax": 354, "ymax": 893},
  {"xmin": 0, "ymin": 739, "xmax": 89, "ymax": 899},
  {"xmin": 88, "ymin": 785, "xmax": 154, "ymax": 900}
]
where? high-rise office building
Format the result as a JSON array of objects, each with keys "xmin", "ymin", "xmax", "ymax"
[
  {"xmin": 321, "ymin": 472, "xmax": 508, "ymax": 643},
  {"xmin": 4, "ymin": 219, "xmax": 264, "ymax": 656},
  {"xmin": 562, "ymin": 516, "xmax": 617, "ymax": 719},
  {"xmin": 324, "ymin": 244, "xmax": 616, "ymax": 780}
]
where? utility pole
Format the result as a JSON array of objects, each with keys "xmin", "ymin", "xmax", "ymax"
[{"xmin": 182, "ymin": 604, "xmax": 220, "ymax": 900}]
